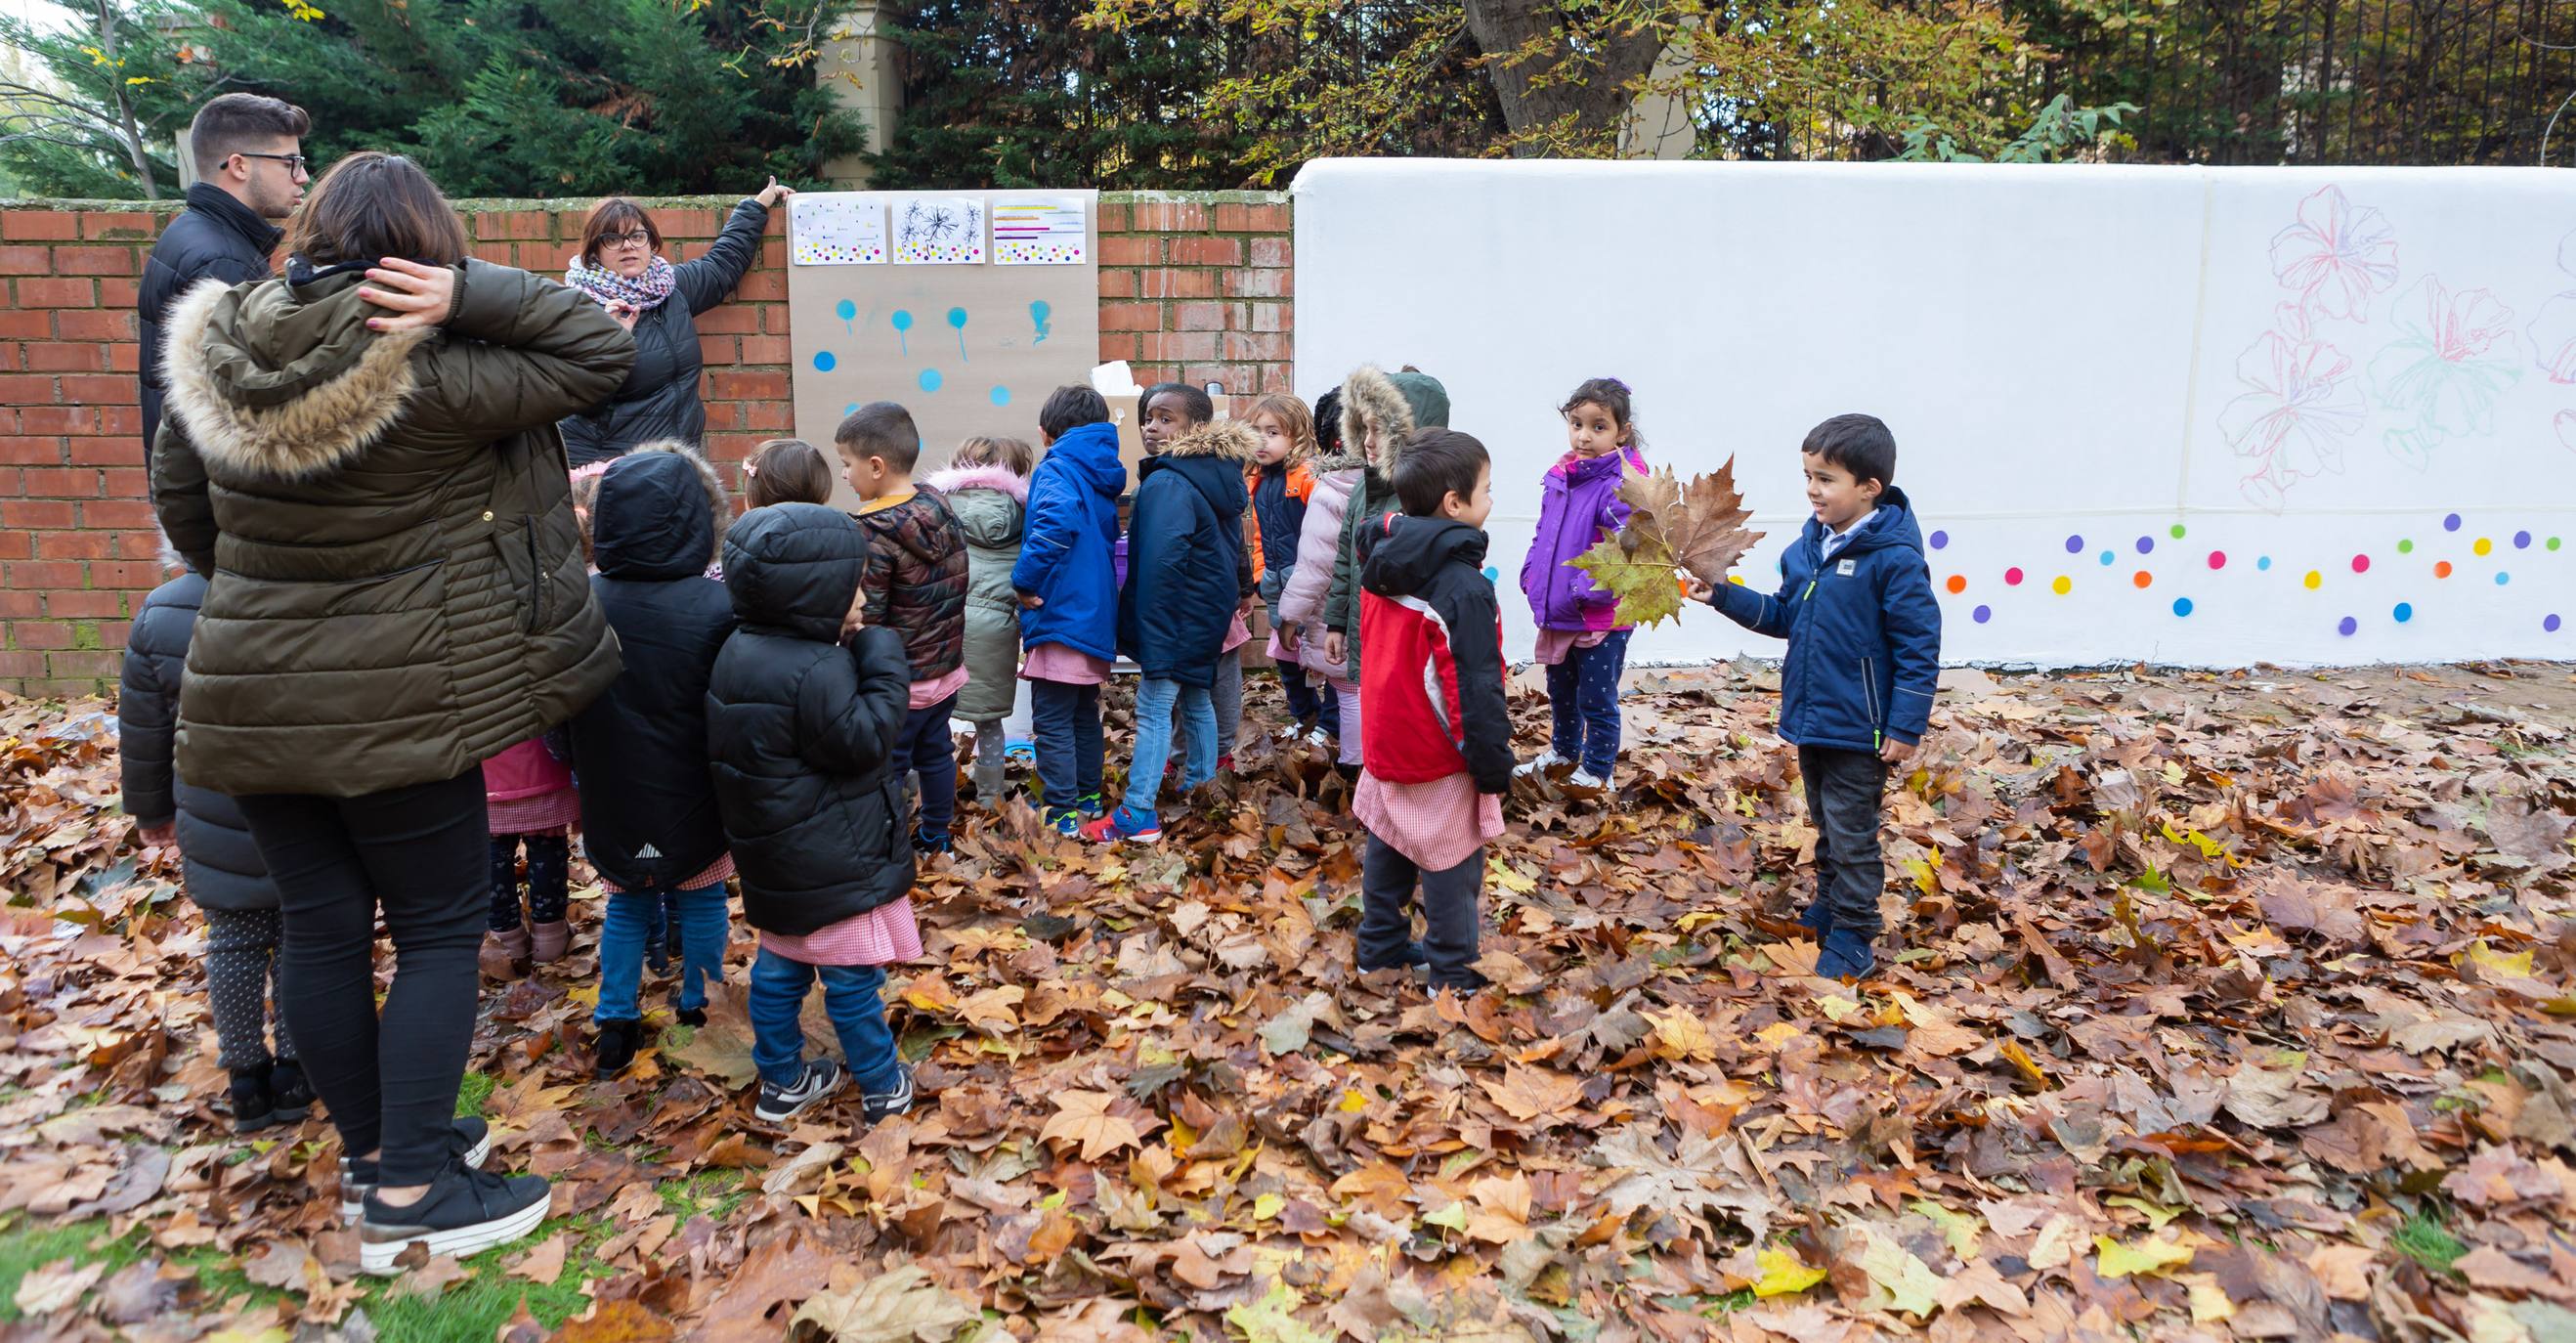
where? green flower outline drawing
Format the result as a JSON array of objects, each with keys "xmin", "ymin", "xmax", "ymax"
[{"xmin": 2368, "ymin": 275, "xmax": 2521, "ymax": 470}]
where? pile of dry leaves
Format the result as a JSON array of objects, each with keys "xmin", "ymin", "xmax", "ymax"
[{"xmin": 1, "ymin": 659, "xmax": 2573, "ymax": 1343}]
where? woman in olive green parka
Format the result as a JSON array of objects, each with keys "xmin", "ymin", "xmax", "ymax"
[{"xmin": 150, "ymin": 151, "xmax": 632, "ymax": 1273}]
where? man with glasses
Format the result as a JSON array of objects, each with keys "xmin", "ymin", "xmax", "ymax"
[{"xmin": 139, "ymin": 94, "xmax": 313, "ymax": 474}]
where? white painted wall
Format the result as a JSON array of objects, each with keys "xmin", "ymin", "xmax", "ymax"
[{"xmin": 1290, "ymin": 158, "xmax": 2576, "ymax": 667}]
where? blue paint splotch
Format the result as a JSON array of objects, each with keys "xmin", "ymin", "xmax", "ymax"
[
  {"xmin": 835, "ymin": 298, "xmax": 856, "ymax": 333},
  {"xmin": 1030, "ymin": 299, "xmax": 1052, "ymax": 345},
  {"xmin": 989, "ymin": 385, "xmax": 1011, "ymax": 408},
  {"xmin": 813, "ymin": 350, "xmax": 837, "ymax": 372},
  {"xmin": 919, "ymin": 368, "xmax": 944, "ymax": 393},
  {"xmin": 948, "ymin": 307, "xmax": 969, "ymax": 363},
  {"xmin": 890, "ymin": 308, "xmax": 914, "ymax": 357}
]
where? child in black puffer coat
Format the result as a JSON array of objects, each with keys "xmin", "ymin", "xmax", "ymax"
[{"xmin": 706, "ymin": 503, "xmax": 926, "ymax": 1126}]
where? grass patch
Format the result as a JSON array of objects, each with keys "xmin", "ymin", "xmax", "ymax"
[
  {"xmin": 454, "ymin": 1069, "xmax": 498, "ymax": 1119},
  {"xmin": 2393, "ymin": 1210, "xmax": 2467, "ymax": 1277}
]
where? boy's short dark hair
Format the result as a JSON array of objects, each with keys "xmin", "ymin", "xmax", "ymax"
[
  {"xmin": 836, "ymin": 402, "xmax": 922, "ymax": 473},
  {"xmin": 1142, "ymin": 381, "xmax": 1213, "ymax": 427},
  {"xmin": 189, "ymin": 93, "xmax": 310, "ymax": 178},
  {"xmin": 1312, "ymin": 387, "xmax": 1343, "ymax": 455},
  {"xmin": 1803, "ymin": 413, "xmax": 1897, "ymax": 489},
  {"xmin": 1039, "ymin": 385, "xmax": 1109, "ymax": 439},
  {"xmin": 1395, "ymin": 428, "xmax": 1488, "ymax": 517}
]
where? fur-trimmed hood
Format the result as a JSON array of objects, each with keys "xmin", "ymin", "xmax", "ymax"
[
  {"xmin": 594, "ymin": 440, "xmax": 730, "ymax": 577},
  {"xmin": 922, "ymin": 461, "xmax": 1030, "ymax": 502},
  {"xmin": 1338, "ymin": 366, "xmax": 1449, "ymax": 481},
  {"xmin": 159, "ymin": 272, "xmax": 436, "ymax": 481},
  {"xmin": 1157, "ymin": 418, "xmax": 1258, "ymax": 461},
  {"xmin": 925, "ymin": 462, "xmax": 1028, "ymax": 554}
]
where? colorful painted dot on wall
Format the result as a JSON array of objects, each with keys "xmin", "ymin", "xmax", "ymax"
[
  {"xmin": 835, "ymin": 297, "xmax": 857, "ymax": 333},
  {"xmin": 1972, "ymin": 605, "xmax": 1992, "ymax": 624},
  {"xmin": 918, "ymin": 368, "xmax": 944, "ymax": 393},
  {"xmin": 2548, "ymin": 614, "xmax": 2564, "ymax": 632},
  {"xmin": 2257, "ymin": 556, "xmax": 2273, "ymax": 571},
  {"xmin": 2132, "ymin": 571, "xmax": 2153, "ymax": 588},
  {"xmin": 812, "ymin": 350, "xmax": 837, "ymax": 372},
  {"xmin": 2098, "ymin": 550, "xmax": 2116, "ymax": 566},
  {"xmin": 1945, "ymin": 575, "xmax": 1966, "ymax": 594},
  {"xmin": 2473, "ymin": 538, "xmax": 2493, "ymax": 556},
  {"xmin": 2135, "ymin": 536, "xmax": 2155, "ymax": 554},
  {"xmin": 890, "ymin": 308, "xmax": 914, "ymax": 357},
  {"xmin": 2350, "ymin": 554, "xmax": 2370, "ymax": 574},
  {"xmin": 2065, "ymin": 535, "xmax": 2084, "ymax": 554},
  {"xmin": 2443, "ymin": 512, "xmax": 2463, "ymax": 532},
  {"xmin": 2004, "ymin": 567, "xmax": 2025, "ymax": 586},
  {"xmin": 989, "ymin": 385, "xmax": 1011, "ymax": 407},
  {"xmin": 2497, "ymin": 571, "xmax": 2512, "ymax": 585},
  {"xmin": 2550, "ymin": 537, "xmax": 2564, "ymax": 551},
  {"xmin": 2338, "ymin": 616, "xmax": 2359, "ymax": 635},
  {"xmin": 2397, "ymin": 539, "xmax": 2415, "ymax": 553},
  {"xmin": 2169, "ymin": 524, "xmax": 2187, "ymax": 540},
  {"xmin": 1928, "ymin": 530, "xmax": 1949, "ymax": 549},
  {"xmin": 843, "ymin": 402, "xmax": 858, "ymax": 415},
  {"xmin": 2051, "ymin": 576, "xmax": 2073, "ymax": 595},
  {"xmin": 2208, "ymin": 550, "xmax": 2227, "ymax": 570},
  {"xmin": 2171, "ymin": 597, "xmax": 2194, "ymax": 617},
  {"xmin": 947, "ymin": 307, "xmax": 970, "ymax": 362},
  {"xmin": 2303, "ymin": 570, "xmax": 2323, "ymax": 589},
  {"xmin": 2514, "ymin": 531, "xmax": 2532, "ymax": 548},
  {"xmin": 1481, "ymin": 566, "xmax": 1499, "ymax": 582},
  {"xmin": 2393, "ymin": 602, "xmax": 2414, "ymax": 623},
  {"xmin": 2435, "ymin": 561, "xmax": 2454, "ymax": 578}
]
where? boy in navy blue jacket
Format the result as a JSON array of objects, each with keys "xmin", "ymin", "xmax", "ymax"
[{"xmin": 1689, "ymin": 413, "xmax": 1940, "ymax": 981}]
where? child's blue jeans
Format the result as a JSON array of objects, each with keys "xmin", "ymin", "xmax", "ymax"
[
  {"xmin": 1125, "ymin": 676, "xmax": 1215, "ymax": 820},
  {"xmin": 1545, "ymin": 628, "xmax": 1631, "ymax": 778},
  {"xmin": 595, "ymin": 884, "xmax": 727, "ymax": 1025},
  {"xmin": 890, "ymin": 691, "xmax": 960, "ymax": 844},
  {"xmin": 747, "ymin": 947, "xmax": 903, "ymax": 1093},
  {"xmin": 1030, "ymin": 678, "xmax": 1103, "ymax": 818}
]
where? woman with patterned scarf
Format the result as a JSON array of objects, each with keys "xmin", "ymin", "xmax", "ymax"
[{"xmin": 558, "ymin": 178, "xmax": 794, "ymax": 468}]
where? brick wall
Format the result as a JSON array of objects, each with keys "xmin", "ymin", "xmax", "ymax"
[{"xmin": 0, "ymin": 190, "xmax": 1292, "ymax": 695}]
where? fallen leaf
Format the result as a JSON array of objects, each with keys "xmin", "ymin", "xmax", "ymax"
[
  {"xmin": 2096, "ymin": 1232, "xmax": 2196, "ymax": 1278},
  {"xmin": 786, "ymin": 1265, "xmax": 979, "ymax": 1342},
  {"xmin": 12, "ymin": 1257, "xmax": 104, "ymax": 1316}
]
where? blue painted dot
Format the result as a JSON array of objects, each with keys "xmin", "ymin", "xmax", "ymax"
[
  {"xmin": 2256, "ymin": 556, "xmax": 2273, "ymax": 571},
  {"xmin": 1481, "ymin": 566, "xmax": 1499, "ymax": 583},
  {"xmin": 2548, "ymin": 614, "xmax": 2564, "ymax": 632},
  {"xmin": 834, "ymin": 298, "xmax": 856, "ymax": 322},
  {"xmin": 2496, "ymin": 571, "xmax": 2511, "ymax": 585},
  {"xmin": 812, "ymin": 350, "xmax": 837, "ymax": 372},
  {"xmin": 2338, "ymin": 616, "xmax": 2358, "ymax": 635},
  {"xmin": 1928, "ymin": 530, "xmax": 1949, "ymax": 550},
  {"xmin": 2065, "ymin": 535, "xmax": 2084, "ymax": 554},
  {"xmin": 1971, "ymin": 604, "xmax": 1992, "ymax": 624},
  {"xmin": 2171, "ymin": 597, "xmax": 2193, "ymax": 617},
  {"xmin": 2392, "ymin": 602, "xmax": 2413, "ymax": 623},
  {"xmin": 2443, "ymin": 512, "xmax": 2463, "ymax": 532},
  {"xmin": 843, "ymin": 402, "xmax": 858, "ymax": 415},
  {"xmin": 989, "ymin": 385, "xmax": 1011, "ymax": 407},
  {"xmin": 2136, "ymin": 536, "xmax": 2155, "ymax": 555},
  {"xmin": 918, "ymin": 368, "xmax": 943, "ymax": 392},
  {"xmin": 2098, "ymin": 550, "xmax": 2115, "ymax": 566},
  {"xmin": 2513, "ymin": 531, "xmax": 2532, "ymax": 548}
]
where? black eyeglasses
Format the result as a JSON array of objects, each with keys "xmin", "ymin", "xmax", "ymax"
[
  {"xmin": 603, "ymin": 230, "xmax": 655, "ymax": 248},
  {"xmin": 236, "ymin": 152, "xmax": 310, "ymax": 175}
]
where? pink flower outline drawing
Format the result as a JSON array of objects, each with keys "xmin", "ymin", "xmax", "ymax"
[
  {"xmin": 2218, "ymin": 330, "xmax": 2364, "ymax": 510},
  {"xmin": 2525, "ymin": 227, "xmax": 2576, "ymax": 383},
  {"xmin": 2268, "ymin": 186, "xmax": 2400, "ymax": 325},
  {"xmin": 2368, "ymin": 274, "xmax": 2521, "ymax": 469}
]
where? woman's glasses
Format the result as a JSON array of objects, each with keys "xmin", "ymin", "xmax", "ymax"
[{"xmin": 603, "ymin": 230, "xmax": 654, "ymax": 249}]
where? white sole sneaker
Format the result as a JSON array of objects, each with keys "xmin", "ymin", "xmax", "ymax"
[
  {"xmin": 339, "ymin": 1127, "xmax": 495, "ymax": 1221},
  {"xmin": 358, "ymin": 1186, "xmax": 549, "ymax": 1276}
]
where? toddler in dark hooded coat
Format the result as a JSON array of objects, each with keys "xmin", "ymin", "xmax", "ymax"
[
  {"xmin": 567, "ymin": 442, "xmax": 736, "ymax": 1078},
  {"xmin": 705, "ymin": 502, "xmax": 926, "ymax": 1125}
]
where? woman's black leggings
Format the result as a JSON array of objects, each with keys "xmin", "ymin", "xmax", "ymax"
[{"xmin": 236, "ymin": 767, "xmax": 488, "ymax": 1189}]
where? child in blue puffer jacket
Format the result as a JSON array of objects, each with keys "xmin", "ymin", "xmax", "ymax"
[
  {"xmin": 1013, "ymin": 387, "xmax": 1128, "ymax": 834},
  {"xmin": 1689, "ymin": 413, "xmax": 1941, "ymax": 983}
]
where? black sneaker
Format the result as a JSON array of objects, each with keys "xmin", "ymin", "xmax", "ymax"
[
  {"xmin": 753, "ymin": 1060, "xmax": 842, "ymax": 1123},
  {"xmin": 861, "ymin": 1062, "xmax": 923, "ymax": 1124},
  {"xmin": 269, "ymin": 1059, "xmax": 315, "ymax": 1116},
  {"xmin": 339, "ymin": 1117, "xmax": 494, "ymax": 1220},
  {"xmin": 593, "ymin": 1019, "xmax": 642, "ymax": 1079},
  {"xmin": 1356, "ymin": 940, "xmax": 1431, "ymax": 975},
  {"xmin": 229, "ymin": 1066, "xmax": 291, "ymax": 1134},
  {"xmin": 674, "ymin": 1005, "xmax": 708, "ymax": 1028},
  {"xmin": 358, "ymin": 1161, "xmax": 550, "ymax": 1276}
]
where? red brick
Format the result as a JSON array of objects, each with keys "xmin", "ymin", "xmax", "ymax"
[
  {"xmin": 470, "ymin": 242, "xmax": 515, "ymax": 266},
  {"xmin": 1, "ymin": 500, "xmax": 76, "ymax": 527},
  {"xmin": 2, "ymin": 211, "xmax": 79, "ymax": 240},
  {"xmin": 0, "ymin": 310, "xmax": 50, "ymax": 339},
  {"xmin": 66, "ymin": 437, "xmax": 138, "ymax": 466},
  {"xmin": 105, "ymin": 344, "xmax": 138, "ymax": 373},
  {"xmin": 1224, "ymin": 331, "xmax": 1290, "ymax": 361},
  {"xmin": 1099, "ymin": 302, "xmax": 1162, "ymax": 333},
  {"xmin": 0, "ymin": 532, "xmax": 28, "ymax": 560},
  {"xmin": 23, "ymin": 676, "xmax": 111, "ymax": 697},
  {"xmin": 1173, "ymin": 302, "xmax": 1236, "ymax": 332},
  {"xmin": 1243, "ymin": 202, "xmax": 1291, "ymax": 232},
  {"xmin": 98, "ymin": 406, "xmax": 139, "ymax": 436},
  {"xmin": 760, "ymin": 305, "xmax": 794, "ymax": 336},
  {"xmin": 1097, "ymin": 269, "xmax": 1137, "ymax": 299},
  {"xmin": 1179, "ymin": 364, "xmax": 1237, "ymax": 394},
  {"xmin": 48, "ymin": 650, "xmax": 122, "ymax": 679},
  {"xmin": 1171, "ymin": 237, "xmax": 1242, "ymax": 267},
  {"xmin": 0, "ymin": 375, "xmax": 58, "ymax": 403},
  {"xmin": 100, "ymin": 468, "xmax": 146, "ymax": 498},
  {"xmin": 20, "ymin": 468, "xmax": 101, "ymax": 498},
  {"xmin": 45, "ymin": 589, "xmax": 127, "ymax": 619},
  {"xmin": 54, "ymin": 309, "xmax": 132, "ymax": 341},
  {"xmin": 1141, "ymin": 331, "xmax": 1222, "ymax": 362},
  {"xmin": 108, "ymin": 531, "xmax": 160, "ymax": 559},
  {"xmin": 16, "ymin": 278, "xmax": 95, "ymax": 308},
  {"xmin": 61, "ymin": 375, "xmax": 137, "ymax": 405},
  {"xmin": 10, "ymin": 621, "xmax": 72, "ymax": 649},
  {"xmin": 1095, "ymin": 201, "xmax": 1132, "ymax": 233},
  {"xmin": 91, "ymin": 559, "xmax": 159, "ymax": 588},
  {"xmin": 702, "ymin": 401, "xmax": 740, "ymax": 432},
  {"xmin": 22, "ymin": 343, "xmax": 104, "ymax": 372},
  {"xmin": 0, "ymin": 245, "xmax": 52, "ymax": 274},
  {"xmin": 80, "ymin": 211, "xmax": 155, "ymax": 240},
  {"xmin": 493, "ymin": 210, "xmax": 552, "ymax": 240},
  {"xmin": 1132, "ymin": 200, "xmax": 1207, "ymax": 232},
  {"xmin": 1250, "ymin": 237, "xmax": 1292, "ymax": 268},
  {"xmin": 1224, "ymin": 268, "xmax": 1292, "ymax": 299},
  {"xmin": 696, "ymin": 304, "xmax": 757, "ymax": 335},
  {"xmin": 34, "ymin": 531, "xmax": 113, "ymax": 560},
  {"xmin": 646, "ymin": 209, "xmax": 720, "ymax": 240},
  {"xmin": 98, "ymin": 279, "xmax": 138, "ymax": 308},
  {"xmin": 78, "ymin": 499, "xmax": 153, "ymax": 530},
  {"xmin": 1140, "ymin": 270, "xmax": 1218, "ymax": 299},
  {"xmin": 0, "ymin": 650, "xmax": 45, "ymax": 678},
  {"xmin": 739, "ymin": 334, "xmax": 790, "ymax": 365},
  {"xmin": 1258, "ymin": 362, "xmax": 1294, "ymax": 393},
  {"xmin": 1097, "ymin": 333, "xmax": 1141, "ymax": 364},
  {"xmin": 0, "ymin": 592, "xmax": 38, "ymax": 619},
  {"xmin": 1214, "ymin": 203, "xmax": 1259, "ymax": 232},
  {"xmin": 1252, "ymin": 303, "xmax": 1294, "ymax": 335},
  {"xmin": 0, "ymin": 438, "xmax": 62, "ymax": 466},
  {"xmin": 53, "ymin": 246, "xmax": 137, "ymax": 276},
  {"xmin": 735, "ymin": 270, "xmax": 788, "ymax": 302},
  {"xmin": 697, "ymin": 335, "xmax": 737, "ymax": 367},
  {"xmin": 707, "ymin": 369, "xmax": 789, "ymax": 400},
  {"xmin": 741, "ymin": 401, "xmax": 792, "ymax": 431},
  {"xmin": 20, "ymin": 406, "xmax": 95, "ymax": 435},
  {"xmin": 1099, "ymin": 236, "xmax": 1161, "ymax": 267}
]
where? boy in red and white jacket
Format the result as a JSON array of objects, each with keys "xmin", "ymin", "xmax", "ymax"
[{"xmin": 1353, "ymin": 428, "xmax": 1514, "ymax": 993}]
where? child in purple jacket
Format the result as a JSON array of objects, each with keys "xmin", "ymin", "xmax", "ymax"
[{"xmin": 1515, "ymin": 377, "xmax": 1649, "ymax": 793}]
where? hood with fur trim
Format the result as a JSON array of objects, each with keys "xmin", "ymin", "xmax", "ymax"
[
  {"xmin": 159, "ymin": 271, "xmax": 436, "ymax": 481},
  {"xmin": 1338, "ymin": 366, "xmax": 1449, "ymax": 481},
  {"xmin": 922, "ymin": 461, "xmax": 1030, "ymax": 502},
  {"xmin": 1156, "ymin": 418, "xmax": 1258, "ymax": 462}
]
